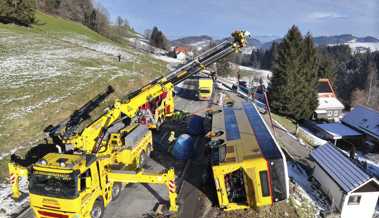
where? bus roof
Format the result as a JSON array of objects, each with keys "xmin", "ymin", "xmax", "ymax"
[{"xmin": 212, "ymin": 93, "xmax": 282, "ymax": 163}]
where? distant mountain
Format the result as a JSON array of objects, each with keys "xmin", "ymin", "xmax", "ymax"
[
  {"xmin": 313, "ymin": 34, "xmax": 379, "ymax": 46},
  {"xmin": 260, "ymin": 34, "xmax": 379, "ymax": 52},
  {"xmin": 171, "ymin": 35, "xmax": 213, "ymax": 48},
  {"xmin": 171, "ymin": 35, "xmax": 262, "ymax": 53}
]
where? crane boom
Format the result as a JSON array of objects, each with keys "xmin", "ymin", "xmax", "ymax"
[{"xmin": 68, "ymin": 30, "xmax": 250, "ymax": 153}]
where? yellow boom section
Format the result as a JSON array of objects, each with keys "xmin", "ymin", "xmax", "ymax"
[
  {"xmin": 108, "ymin": 168, "xmax": 178, "ymax": 212},
  {"xmin": 68, "ymin": 82, "xmax": 174, "ymax": 153}
]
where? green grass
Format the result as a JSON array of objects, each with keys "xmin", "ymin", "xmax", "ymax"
[
  {"xmin": 33, "ymin": 12, "xmax": 111, "ymax": 42},
  {"xmin": 0, "ymin": 11, "xmax": 169, "ymax": 180},
  {"xmin": 271, "ymin": 113, "xmax": 297, "ymax": 133}
]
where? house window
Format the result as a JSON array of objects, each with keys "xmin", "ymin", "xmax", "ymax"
[
  {"xmin": 348, "ymin": 195, "xmax": 361, "ymax": 205},
  {"xmin": 327, "ymin": 110, "xmax": 333, "ymax": 117},
  {"xmin": 334, "ymin": 110, "xmax": 339, "ymax": 117}
]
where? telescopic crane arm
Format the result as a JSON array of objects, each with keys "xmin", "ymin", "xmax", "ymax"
[{"xmin": 66, "ymin": 30, "xmax": 250, "ymax": 153}]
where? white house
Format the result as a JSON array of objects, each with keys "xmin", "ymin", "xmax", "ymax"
[
  {"xmin": 311, "ymin": 143, "xmax": 379, "ymax": 218},
  {"xmin": 315, "ymin": 79, "xmax": 345, "ymax": 121}
]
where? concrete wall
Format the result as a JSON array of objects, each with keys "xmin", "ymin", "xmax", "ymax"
[
  {"xmin": 313, "ymin": 164, "xmax": 345, "ymax": 210},
  {"xmin": 340, "ymin": 192, "xmax": 379, "ymax": 218},
  {"xmin": 296, "ymin": 127, "xmax": 328, "ymax": 147}
]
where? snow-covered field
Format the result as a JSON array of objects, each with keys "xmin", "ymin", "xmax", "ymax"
[
  {"xmin": 0, "ymin": 178, "xmax": 29, "ymax": 218},
  {"xmin": 0, "ymin": 25, "xmax": 167, "ymax": 161}
]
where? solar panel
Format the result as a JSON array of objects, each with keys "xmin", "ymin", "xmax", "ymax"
[
  {"xmin": 223, "ymin": 106, "xmax": 241, "ymax": 141},
  {"xmin": 242, "ymin": 102, "xmax": 282, "ymax": 159}
]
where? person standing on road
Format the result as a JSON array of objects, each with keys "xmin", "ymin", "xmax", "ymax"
[{"xmin": 118, "ymin": 54, "xmax": 121, "ymax": 62}]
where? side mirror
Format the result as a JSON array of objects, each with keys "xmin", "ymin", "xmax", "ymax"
[{"xmin": 85, "ymin": 177, "xmax": 92, "ymax": 188}]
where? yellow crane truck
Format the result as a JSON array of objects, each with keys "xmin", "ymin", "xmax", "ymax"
[{"xmin": 8, "ymin": 30, "xmax": 251, "ymax": 218}]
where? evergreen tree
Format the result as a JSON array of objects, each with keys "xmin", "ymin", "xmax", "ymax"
[
  {"xmin": 294, "ymin": 34, "xmax": 319, "ymax": 120},
  {"xmin": 269, "ymin": 25, "xmax": 304, "ymax": 118},
  {"xmin": 0, "ymin": 0, "xmax": 36, "ymax": 26},
  {"xmin": 149, "ymin": 26, "xmax": 169, "ymax": 50}
]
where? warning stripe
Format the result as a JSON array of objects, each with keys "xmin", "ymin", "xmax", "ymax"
[
  {"xmin": 168, "ymin": 180, "xmax": 176, "ymax": 193},
  {"xmin": 9, "ymin": 174, "xmax": 16, "ymax": 184}
]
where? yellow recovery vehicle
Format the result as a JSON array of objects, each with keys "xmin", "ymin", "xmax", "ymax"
[{"xmin": 8, "ymin": 30, "xmax": 250, "ymax": 218}]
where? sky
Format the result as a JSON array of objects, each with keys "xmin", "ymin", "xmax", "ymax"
[{"xmin": 96, "ymin": 0, "xmax": 379, "ymax": 41}]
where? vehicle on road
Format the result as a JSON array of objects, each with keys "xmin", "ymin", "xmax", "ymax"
[{"xmin": 198, "ymin": 77, "xmax": 213, "ymax": 101}]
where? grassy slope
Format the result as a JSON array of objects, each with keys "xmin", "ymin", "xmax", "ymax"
[{"xmin": 0, "ymin": 12, "xmax": 167, "ymax": 180}]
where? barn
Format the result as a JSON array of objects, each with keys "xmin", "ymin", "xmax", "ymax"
[{"xmin": 310, "ymin": 143, "xmax": 379, "ymax": 218}]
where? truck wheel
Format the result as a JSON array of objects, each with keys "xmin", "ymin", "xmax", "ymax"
[
  {"xmin": 91, "ymin": 200, "xmax": 104, "ymax": 218},
  {"xmin": 112, "ymin": 182, "xmax": 122, "ymax": 201},
  {"xmin": 137, "ymin": 152, "xmax": 146, "ymax": 169},
  {"xmin": 147, "ymin": 144, "xmax": 152, "ymax": 157}
]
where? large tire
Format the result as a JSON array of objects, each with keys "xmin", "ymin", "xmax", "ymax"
[
  {"xmin": 146, "ymin": 144, "xmax": 152, "ymax": 157},
  {"xmin": 91, "ymin": 200, "xmax": 104, "ymax": 218},
  {"xmin": 111, "ymin": 182, "xmax": 122, "ymax": 201},
  {"xmin": 137, "ymin": 151, "xmax": 147, "ymax": 169}
]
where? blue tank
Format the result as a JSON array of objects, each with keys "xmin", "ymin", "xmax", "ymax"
[{"xmin": 171, "ymin": 134, "xmax": 194, "ymax": 160}]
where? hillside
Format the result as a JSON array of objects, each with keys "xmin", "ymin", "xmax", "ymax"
[{"xmin": 0, "ymin": 12, "xmax": 169, "ymax": 178}]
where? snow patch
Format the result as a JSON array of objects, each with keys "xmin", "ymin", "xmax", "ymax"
[
  {"xmin": 288, "ymin": 161, "xmax": 330, "ymax": 213},
  {"xmin": 0, "ymin": 178, "xmax": 29, "ymax": 218}
]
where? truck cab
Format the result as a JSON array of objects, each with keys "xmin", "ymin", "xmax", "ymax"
[
  {"xmin": 198, "ymin": 78, "xmax": 213, "ymax": 100},
  {"xmin": 29, "ymin": 153, "xmax": 111, "ymax": 218}
]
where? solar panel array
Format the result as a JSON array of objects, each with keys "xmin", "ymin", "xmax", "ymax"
[
  {"xmin": 242, "ymin": 102, "xmax": 282, "ymax": 159},
  {"xmin": 311, "ymin": 143, "xmax": 370, "ymax": 193},
  {"xmin": 223, "ymin": 106, "xmax": 241, "ymax": 141}
]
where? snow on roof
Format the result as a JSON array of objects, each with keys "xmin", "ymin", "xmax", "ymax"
[
  {"xmin": 317, "ymin": 96, "xmax": 344, "ymax": 110},
  {"xmin": 317, "ymin": 123, "xmax": 362, "ymax": 139},
  {"xmin": 342, "ymin": 105, "xmax": 379, "ymax": 140},
  {"xmin": 311, "ymin": 143, "xmax": 372, "ymax": 193}
]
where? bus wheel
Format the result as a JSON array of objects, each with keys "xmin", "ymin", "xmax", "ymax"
[
  {"xmin": 137, "ymin": 152, "xmax": 146, "ymax": 169},
  {"xmin": 91, "ymin": 200, "xmax": 104, "ymax": 218},
  {"xmin": 112, "ymin": 182, "xmax": 122, "ymax": 201}
]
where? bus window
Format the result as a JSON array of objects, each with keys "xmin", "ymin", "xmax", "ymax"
[
  {"xmin": 259, "ymin": 171, "xmax": 270, "ymax": 197},
  {"xmin": 225, "ymin": 169, "xmax": 247, "ymax": 204}
]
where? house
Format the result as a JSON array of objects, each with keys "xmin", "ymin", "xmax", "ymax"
[
  {"xmin": 341, "ymin": 105, "xmax": 379, "ymax": 145},
  {"xmin": 310, "ymin": 143, "xmax": 379, "ymax": 218},
  {"xmin": 314, "ymin": 79, "xmax": 344, "ymax": 121},
  {"xmin": 174, "ymin": 47, "xmax": 190, "ymax": 61},
  {"xmin": 300, "ymin": 105, "xmax": 379, "ymax": 153}
]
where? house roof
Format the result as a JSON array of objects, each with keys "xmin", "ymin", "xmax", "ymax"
[
  {"xmin": 311, "ymin": 143, "xmax": 371, "ymax": 193},
  {"xmin": 174, "ymin": 47, "xmax": 189, "ymax": 54},
  {"xmin": 318, "ymin": 79, "xmax": 336, "ymax": 97},
  {"xmin": 317, "ymin": 123, "xmax": 362, "ymax": 139},
  {"xmin": 342, "ymin": 105, "xmax": 379, "ymax": 140},
  {"xmin": 317, "ymin": 96, "xmax": 344, "ymax": 110}
]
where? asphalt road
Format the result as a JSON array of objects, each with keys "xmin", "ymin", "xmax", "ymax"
[{"xmin": 18, "ymin": 80, "xmax": 211, "ymax": 218}]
